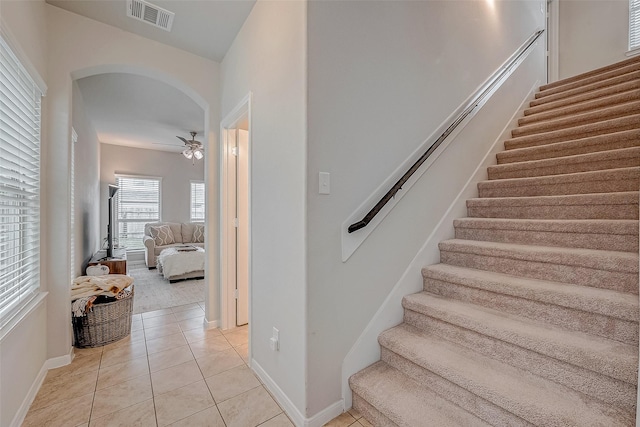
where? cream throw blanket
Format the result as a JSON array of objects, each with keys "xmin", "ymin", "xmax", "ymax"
[
  {"xmin": 158, "ymin": 247, "xmax": 205, "ymax": 279},
  {"xmin": 71, "ymin": 274, "xmax": 134, "ymax": 301}
]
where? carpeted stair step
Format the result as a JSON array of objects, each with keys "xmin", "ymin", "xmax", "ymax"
[
  {"xmin": 504, "ymin": 114, "xmax": 640, "ymax": 150},
  {"xmin": 535, "ymin": 60, "xmax": 640, "ymax": 99},
  {"xmin": 539, "ymin": 55, "xmax": 640, "ymax": 91},
  {"xmin": 487, "ymin": 147, "xmax": 640, "ymax": 180},
  {"xmin": 520, "ymin": 89, "xmax": 640, "ymax": 126},
  {"xmin": 401, "ymin": 294, "xmax": 638, "ymax": 383},
  {"xmin": 438, "ymin": 239, "xmax": 639, "ymax": 293},
  {"xmin": 421, "ymin": 263, "xmax": 638, "ymax": 343},
  {"xmin": 478, "ymin": 167, "xmax": 639, "ymax": 198},
  {"xmin": 466, "ymin": 192, "xmax": 639, "ymax": 220},
  {"xmin": 497, "ymin": 129, "xmax": 640, "ymax": 164},
  {"xmin": 512, "ymin": 100, "xmax": 640, "ymax": 138},
  {"xmin": 453, "ymin": 218, "xmax": 639, "ymax": 252},
  {"xmin": 526, "ymin": 79, "xmax": 640, "ymax": 116},
  {"xmin": 350, "ymin": 361, "xmax": 491, "ymax": 427},
  {"xmin": 379, "ymin": 324, "xmax": 634, "ymax": 426},
  {"xmin": 530, "ymin": 70, "xmax": 640, "ymax": 107}
]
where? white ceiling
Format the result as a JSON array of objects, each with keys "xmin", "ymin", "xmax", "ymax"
[
  {"xmin": 46, "ymin": 0, "xmax": 256, "ymax": 62},
  {"xmin": 76, "ymin": 73, "xmax": 205, "ymax": 153}
]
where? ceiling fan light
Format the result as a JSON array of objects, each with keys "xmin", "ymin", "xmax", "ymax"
[
  {"xmin": 182, "ymin": 149, "xmax": 193, "ymax": 159},
  {"xmin": 193, "ymin": 149, "xmax": 204, "ymax": 160}
]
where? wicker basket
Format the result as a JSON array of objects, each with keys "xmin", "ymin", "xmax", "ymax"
[{"xmin": 72, "ymin": 287, "xmax": 134, "ymax": 348}]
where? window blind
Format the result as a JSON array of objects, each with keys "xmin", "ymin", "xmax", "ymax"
[
  {"xmin": 190, "ymin": 181, "xmax": 205, "ymax": 222},
  {"xmin": 115, "ymin": 175, "xmax": 161, "ymax": 250},
  {"xmin": 0, "ymin": 34, "xmax": 42, "ymax": 327},
  {"xmin": 631, "ymin": 0, "xmax": 640, "ymax": 51}
]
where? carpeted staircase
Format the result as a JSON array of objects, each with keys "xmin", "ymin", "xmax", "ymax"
[{"xmin": 349, "ymin": 56, "xmax": 640, "ymax": 426}]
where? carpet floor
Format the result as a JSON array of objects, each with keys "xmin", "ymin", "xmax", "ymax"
[{"xmin": 128, "ymin": 262, "xmax": 205, "ymax": 314}]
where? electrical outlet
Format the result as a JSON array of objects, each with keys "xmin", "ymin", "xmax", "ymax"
[{"xmin": 269, "ymin": 327, "xmax": 280, "ymax": 351}]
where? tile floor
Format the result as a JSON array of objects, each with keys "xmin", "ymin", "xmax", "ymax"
[{"xmin": 22, "ymin": 301, "xmax": 369, "ymax": 427}]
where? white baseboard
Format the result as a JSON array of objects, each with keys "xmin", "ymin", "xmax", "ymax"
[
  {"xmin": 45, "ymin": 346, "xmax": 74, "ymax": 370},
  {"xmin": 203, "ymin": 317, "xmax": 219, "ymax": 329},
  {"xmin": 9, "ymin": 346, "xmax": 74, "ymax": 427},
  {"xmin": 252, "ymin": 359, "xmax": 344, "ymax": 427}
]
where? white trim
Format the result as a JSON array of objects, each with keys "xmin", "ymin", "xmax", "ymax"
[
  {"xmin": 341, "ymin": 80, "xmax": 541, "ymax": 409},
  {"xmin": 0, "ymin": 18, "xmax": 47, "ymax": 95},
  {"xmin": 203, "ymin": 317, "xmax": 219, "ymax": 329},
  {"xmin": 252, "ymin": 359, "xmax": 343, "ymax": 427},
  {"xmin": 46, "ymin": 347, "xmax": 75, "ymax": 370},
  {"xmin": 626, "ymin": 46, "xmax": 640, "ymax": 57},
  {"xmin": 219, "ymin": 92, "xmax": 253, "ymax": 334},
  {"xmin": 0, "ymin": 293, "xmax": 47, "ymax": 342},
  {"xmin": 9, "ymin": 361, "xmax": 48, "ymax": 427}
]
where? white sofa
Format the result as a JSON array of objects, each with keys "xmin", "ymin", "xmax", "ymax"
[{"xmin": 143, "ymin": 222, "xmax": 204, "ymax": 269}]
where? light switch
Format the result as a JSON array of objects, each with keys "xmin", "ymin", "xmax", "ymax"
[{"xmin": 319, "ymin": 172, "xmax": 330, "ymax": 195}]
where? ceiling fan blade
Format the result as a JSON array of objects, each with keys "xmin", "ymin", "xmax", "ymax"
[{"xmin": 176, "ymin": 136, "xmax": 189, "ymax": 144}]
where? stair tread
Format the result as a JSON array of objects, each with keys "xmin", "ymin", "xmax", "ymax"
[
  {"xmin": 453, "ymin": 217, "xmax": 638, "ymax": 235},
  {"xmin": 537, "ymin": 61, "xmax": 640, "ymax": 98},
  {"xmin": 350, "ymin": 361, "xmax": 491, "ymax": 427},
  {"xmin": 529, "ymin": 80, "xmax": 640, "ymax": 115},
  {"xmin": 401, "ymin": 293, "xmax": 637, "ymax": 383},
  {"xmin": 439, "ymin": 238, "xmax": 638, "ymax": 273},
  {"xmin": 539, "ymin": 55, "xmax": 640, "ymax": 91},
  {"xmin": 422, "ymin": 263, "xmax": 638, "ymax": 321},
  {"xmin": 489, "ymin": 146, "xmax": 640, "ymax": 177},
  {"xmin": 521, "ymin": 89, "xmax": 640, "ymax": 124},
  {"xmin": 498, "ymin": 129, "xmax": 640, "ymax": 164},
  {"xmin": 513, "ymin": 100, "xmax": 640, "ymax": 137},
  {"xmin": 505, "ymin": 114, "xmax": 640, "ymax": 149},
  {"xmin": 466, "ymin": 191, "xmax": 638, "ymax": 207},
  {"xmin": 478, "ymin": 166, "xmax": 639, "ymax": 189},
  {"xmin": 380, "ymin": 324, "xmax": 633, "ymax": 426}
]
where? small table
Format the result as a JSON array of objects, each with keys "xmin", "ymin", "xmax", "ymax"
[{"xmin": 87, "ymin": 249, "xmax": 127, "ymax": 275}]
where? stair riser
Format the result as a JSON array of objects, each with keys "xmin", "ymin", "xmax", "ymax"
[
  {"xmin": 401, "ymin": 310, "xmax": 637, "ymax": 413},
  {"xmin": 528, "ymin": 81, "xmax": 640, "ymax": 116},
  {"xmin": 531, "ymin": 71, "xmax": 640, "ymax": 106},
  {"xmin": 380, "ymin": 348, "xmax": 531, "ymax": 427},
  {"xmin": 439, "ymin": 250, "xmax": 638, "ymax": 293},
  {"xmin": 512, "ymin": 103, "xmax": 640, "ymax": 138},
  {"xmin": 423, "ymin": 277, "xmax": 638, "ymax": 344},
  {"xmin": 540, "ymin": 56, "xmax": 640, "ymax": 91},
  {"xmin": 520, "ymin": 90, "xmax": 640, "ymax": 126},
  {"xmin": 454, "ymin": 226, "xmax": 638, "ymax": 252},
  {"xmin": 478, "ymin": 176, "xmax": 638, "ymax": 198},
  {"xmin": 467, "ymin": 203, "xmax": 639, "ymax": 220},
  {"xmin": 504, "ymin": 117, "xmax": 640, "ymax": 150},
  {"xmin": 488, "ymin": 153, "xmax": 640, "ymax": 180},
  {"xmin": 351, "ymin": 394, "xmax": 397, "ymax": 427},
  {"xmin": 536, "ymin": 63, "xmax": 640, "ymax": 99},
  {"xmin": 498, "ymin": 131, "xmax": 640, "ymax": 164}
]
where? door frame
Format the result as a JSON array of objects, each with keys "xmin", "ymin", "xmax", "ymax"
[{"xmin": 220, "ymin": 92, "xmax": 253, "ymax": 333}]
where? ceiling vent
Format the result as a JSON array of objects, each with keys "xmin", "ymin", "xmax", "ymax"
[{"xmin": 126, "ymin": 0, "xmax": 174, "ymax": 31}]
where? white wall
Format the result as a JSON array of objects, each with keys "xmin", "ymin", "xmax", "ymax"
[
  {"xmin": 0, "ymin": 2, "xmax": 49, "ymax": 425},
  {"xmin": 220, "ymin": 0, "xmax": 307, "ymax": 419},
  {"xmin": 306, "ymin": 0, "xmax": 545, "ymax": 416},
  {"xmin": 45, "ymin": 4, "xmax": 220, "ymax": 359},
  {"xmin": 72, "ymin": 82, "xmax": 101, "ymax": 276},
  {"xmin": 99, "ymin": 143, "xmax": 204, "ymax": 242},
  {"xmin": 558, "ymin": 0, "xmax": 630, "ymax": 79}
]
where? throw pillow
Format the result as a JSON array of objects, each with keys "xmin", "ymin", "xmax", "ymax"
[
  {"xmin": 192, "ymin": 224, "xmax": 205, "ymax": 243},
  {"xmin": 149, "ymin": 225, "xmax": 175, "ymax": 246}
]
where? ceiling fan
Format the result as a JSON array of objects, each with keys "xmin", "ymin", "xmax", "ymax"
[{"xmin": 177, "ymin": 131, "xmax": 204, "ymax": 163}]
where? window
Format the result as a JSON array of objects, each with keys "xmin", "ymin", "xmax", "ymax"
[
  {"xmin": 115, "ymin": 175, "xmax": 161, "ymax": 250},
  {"xmin": 0, "ymin": 34, "xmax": 43, "ymax": 327},
  {"xmin": 190, "ymin": 181, "xmax": 205, "ymax": 222},
  {"xmin": 631, "ymin": 0, "xmax": 640, "ymax": 51}
]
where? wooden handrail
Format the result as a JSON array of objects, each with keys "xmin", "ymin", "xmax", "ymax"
[{"xmin": 348, "ymin": 29, "xmax": 544, "ymax": 233}]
